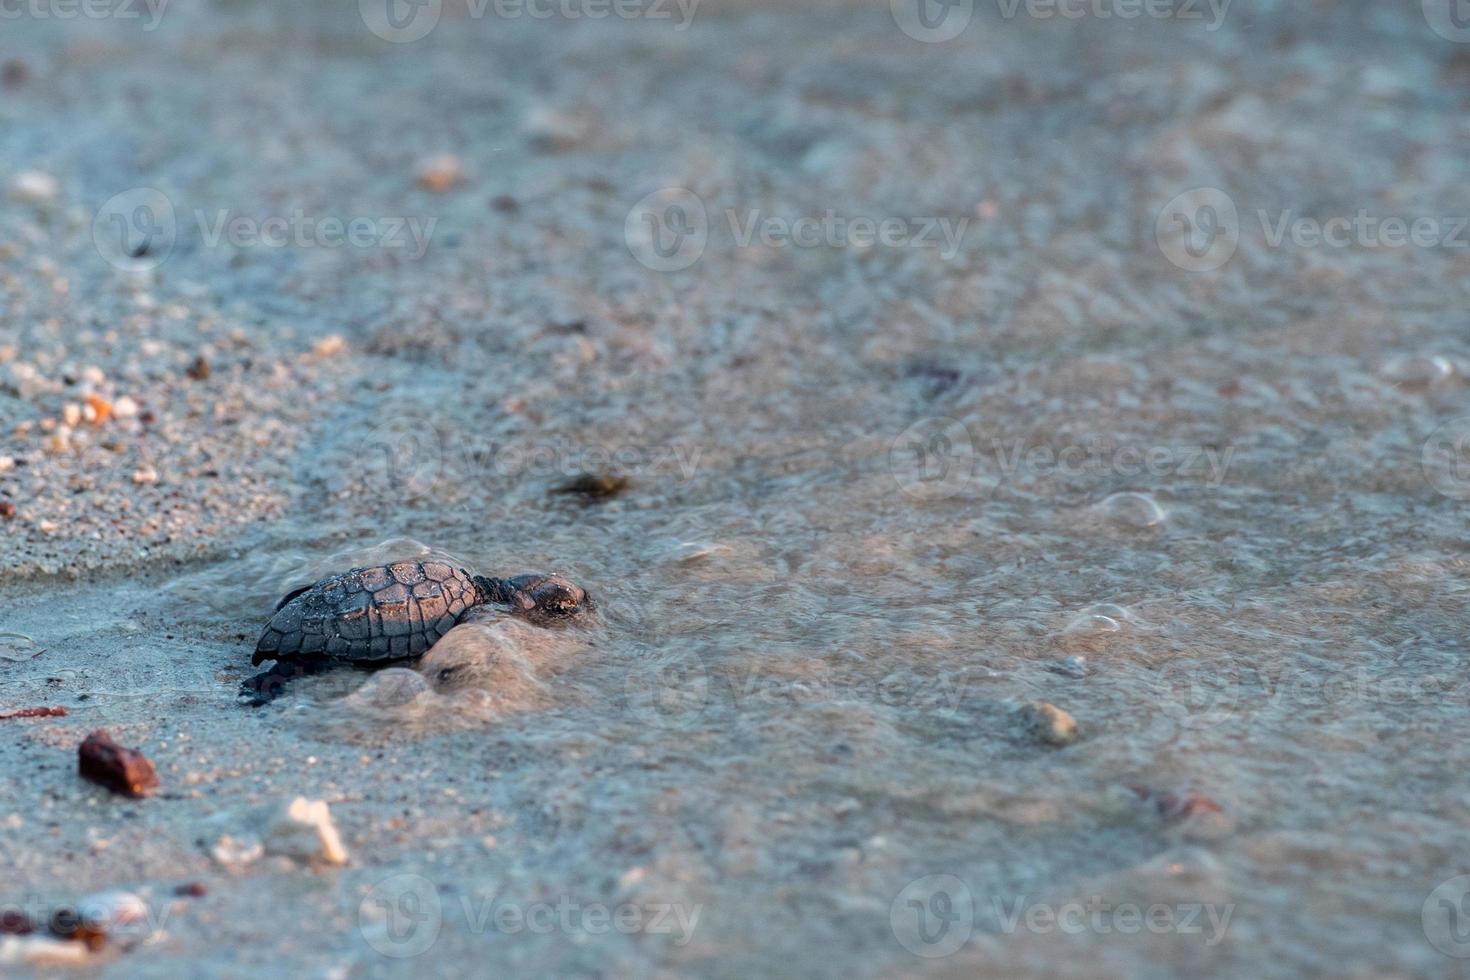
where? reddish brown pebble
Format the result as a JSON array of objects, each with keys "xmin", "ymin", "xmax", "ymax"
[
  {"xmin": 1156, "ymin": 791, "xmax": 1223, "ymax": 822},
  {"xmin": 78, "ymin": 730, "xmax": 159, "ymax": 798},
  {"xmin": 0, "ymin": 706, "xmax": 67, "ymax": 720},
  {"xmin": 0, "ymin": 908, "xmax": 35, "ymax": 935},
  {"xmin": 0, "ymin": 500, "xmax": 15, "ymax": 519},
  {"xmin": 48, "ymin": 908, "xmax": 107, "ymax": 951},
  {"xmin": 174, "ymin": 883, "xmax": 207, "ymax": 898},
  {"xmin": 490, "ymin": 195, "xmax": 519, "ymax": 212},
  {"xmin": 185, "ymin": 355, "xmax": 211, "ymax": 380},
  {"xmin": 1, "ymin": 60, "xmax": 26, "ymax": 88}
]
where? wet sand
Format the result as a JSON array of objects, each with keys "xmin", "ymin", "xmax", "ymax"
[{"xmin": 3, "ymin": 2, "xmax": 1470, "ymax": 976}]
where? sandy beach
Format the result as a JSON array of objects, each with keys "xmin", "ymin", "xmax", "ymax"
[{"xmin": 3, "ymin": 1, "xmax": 1470, "ymax": 975}]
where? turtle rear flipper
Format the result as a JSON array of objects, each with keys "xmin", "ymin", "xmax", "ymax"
[{"xmin": 239, "ymin": 658, "xmax": 329, "ymax": 706}]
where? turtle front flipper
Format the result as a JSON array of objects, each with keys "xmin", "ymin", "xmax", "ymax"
[{"xmin": 273, "ymin": 584, "xmax": 313, "ymax": 612}]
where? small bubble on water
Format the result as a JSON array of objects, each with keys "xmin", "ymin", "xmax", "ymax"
[
  {"xmin": 1064, "ymin": 613, "xmax": 1122, "ymax": 635},
  {"xmin": 1078, "ymin": 602, "xmax": 1137, "ymax": 622},
  {"xmin": 659, "ymin": 538, "xmax": 734, "ymax": 564},
  {"xmin": 1097, "ymin": 492, "xmax": 1166, "ymax": 528},
  {"xmin": 1380, "ymin": 354, "xmax": 1454, "ymax": 387}
]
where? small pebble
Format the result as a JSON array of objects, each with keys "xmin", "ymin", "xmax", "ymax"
[
  {"xmin": 132, "ymin": 466, "xmax": 158, "ymax": 486},
  {"xmin": 84, "ymin": 394, "xmax": 112, "ymax": 424},
  {"xmin": 416, "ymin": 154, "xmax": 464, "ymax": 193},
  {"xmin": 1047, "ymin": 655, "xmax": 1088, "ymax": 679},
  {"xmin": 312, "ymin": 335, "xmax": 346, "ymax": 356},
  {"xmin": 1017, "ymin": 701, "xmax": 1079, "ymax": 746},
  {"xmin": 0, "ymin": 909, "xmax": 33, "ymax": 936},
  {"xmin": 1, "ymin": 60, "xmax": 27, "ymax": 88},
  {"xmin": 521, "ymin": 106, "xmax": 586, "ymax": 152},
  {"xmin": 78, "ymin": 730, "xmax": 160, "ymax": 798},
  {"xmin": 62, "ymin": 891, "xmax": 149, "ymax": 950},
  {"xmin": 0, "ymin": 501, "xmax": 15, "ymax": 520},
  {"xmin": 174, "ymin": 882, "xmax": 207, "ymax": 898},
  {"xmin": 263, "ymin": 797, "xmax": 349, "ymax": 866},
  {"xmin": 490, "ymin": 194, "xmax": 519, "ymax": 213},
  {"xmin": 112, "ymin": 396, "xmax": 139, "ymax": 419},
  {"xmin": 211, "ymin": 834, "xmax": 264, "ymax": 870},
  {"xmin": 0, "ymin": 706, "xmax": 66, "ymax": 720},
  {"xmin": 552, "ymin": 472, "xmax": 629, "ymax": 499},
  {"xmin": 185, "ymin": 355, "xmax": 211, "ymax": 381},
  {"xmin": 8, "ymin": 170, "xmax": 58, "ymax": 204},
  {"xmin": 0, "ymin": 936, "xmax": 90, "ymax": 967}
]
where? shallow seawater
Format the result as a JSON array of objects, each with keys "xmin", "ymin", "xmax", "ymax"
[{"xmin": 3, "ymin": 6, "xmax": 1470, "ymax": 977}]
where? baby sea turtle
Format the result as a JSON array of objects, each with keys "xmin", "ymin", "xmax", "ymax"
[{"xmin": 240, "ymin": 561, "xmax": 590, "ymax": 705}]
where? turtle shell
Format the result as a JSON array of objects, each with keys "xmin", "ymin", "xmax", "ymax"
[{"xmin": 253, "ymin": 561, "xmax": 484, "ymax": 666}]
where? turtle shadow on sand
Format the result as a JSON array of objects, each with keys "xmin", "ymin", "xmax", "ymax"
[{"xmin": 240, "ymin": 560, "xmax": 593, "ymax": 706}]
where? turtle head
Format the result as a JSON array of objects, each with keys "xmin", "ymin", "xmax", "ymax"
[{"xmin": 499, "ymin": 573, "xmax": 593, "ymax": 624}]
